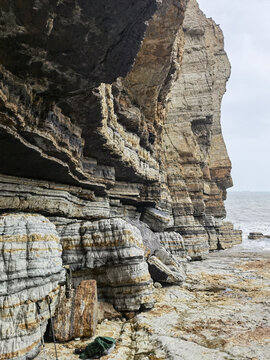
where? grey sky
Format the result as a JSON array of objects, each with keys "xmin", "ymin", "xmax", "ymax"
[{"xmin": 197, "ymin": 0, "xmax": 270, "ymax": 191}]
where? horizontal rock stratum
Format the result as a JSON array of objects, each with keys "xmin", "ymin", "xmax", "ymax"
[{"xmin": 0, "ymin": 0, "xmax": 242, "ymax": 359}]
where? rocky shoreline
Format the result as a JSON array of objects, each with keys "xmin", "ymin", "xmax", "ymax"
[{"xmin": 36, "ymin": 246, "xmax": 270, "ymax": 360}]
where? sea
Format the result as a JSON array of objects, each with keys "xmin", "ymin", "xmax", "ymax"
[{"xmin": 225, "ymin": 191, "xmax": 270, "ymax": 251}]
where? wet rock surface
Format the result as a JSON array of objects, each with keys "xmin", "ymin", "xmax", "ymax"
[{"xmin": 36, "ymin": 246, "xmax": 270, "ymax": 360}]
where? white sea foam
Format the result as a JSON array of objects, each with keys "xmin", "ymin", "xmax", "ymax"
[{"xmin": 225, "ymin": 191, "xmax": 270, "ymax": 251}]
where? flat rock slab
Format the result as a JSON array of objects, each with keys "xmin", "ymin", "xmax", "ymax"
[
  {"xmin": 37, "ymin": 246, "xmax": 270, "ymax": 359},
  {"xmin": 53, "ymin": 280, "xmax": 98, "ymax": 342}
]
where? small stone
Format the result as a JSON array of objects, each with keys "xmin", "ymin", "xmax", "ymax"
[
  {"xmin": 248, "ymin": 232, "xmax": 264, "ymax": 240},
  {"xmin": 154, "ymin": 282, "xmax": 162, "ymax": 288},
  {"xmin": 124, "ymin": 312, "xmax": 136, "ymax": 320},
  {"xmin": 98, "ymin": 301, "xmax": 122, "ymax": 323}
]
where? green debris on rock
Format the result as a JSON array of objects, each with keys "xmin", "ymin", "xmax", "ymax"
[{"xmin": 79, "ymin": 336, "xmax": 116, "ymax": 359}]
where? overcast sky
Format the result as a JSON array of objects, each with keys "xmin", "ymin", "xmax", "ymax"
[{"xmin": 197, "ymin": 0, "xmax": 270, "ymax": 191}]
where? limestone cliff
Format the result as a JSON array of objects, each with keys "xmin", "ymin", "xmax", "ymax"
[{"xmin": 0, "ymin": 0, "xmax": 242, "ymax": 358}]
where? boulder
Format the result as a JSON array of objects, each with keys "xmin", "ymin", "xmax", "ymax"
[
  {"xmin": 148, "ymin": 248, "xmax": 186, "ymax": 285},
  {"xmin": 248, "ymin": 232, "xmax": 264, "ymax": 240},
  {"xmin": 53, "ymin": 280, "xmax": 98, "ymax": 342}
]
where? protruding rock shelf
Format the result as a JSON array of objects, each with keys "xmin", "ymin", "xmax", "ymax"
[{"xmin": 0, "ymin": 0, "xmax": 242, "ymax": 358}]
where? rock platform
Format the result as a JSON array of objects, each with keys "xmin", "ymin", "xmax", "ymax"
[{"xmin": 36, "ymin": 246, "xmax": 270, "ymax": 360}]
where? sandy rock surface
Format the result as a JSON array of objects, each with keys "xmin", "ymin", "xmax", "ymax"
[{"xmin": 36, "ymin": 246, "xmax": 270, "ymax": 360}]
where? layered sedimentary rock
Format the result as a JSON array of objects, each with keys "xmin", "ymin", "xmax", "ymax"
[
  {"xmin": 141, "ymin": 207, "xmax": 173, "ymax": 232},
  {"xmin": 0, "ymin": 174, "xmax": 110, "ymax": 219},
  {"xmin": 158, "ymin": 232, "xmax": 186, "ymax": 258},
  {"xmin": 248, "ymin": 232, "xmax": 267, "ymax": 240},
  {"xmin": 162, "ymin": 0, "xmax": 237, "ymax": 258},
  {"xmin": 0, "ymin": 0, "xmax": 158, "ymax": 191},
  {"xmin": 55, "ymin": 218, "xmax": 154, "ymax": 311},
  {"xmin": 0, "ymin": 0, "xmax": 242, "ymax": 358},
  {"xmin": 0, "ymin": 213, "xmax": 64, "ymax": 360},
  {"xmin": 215, "ymin": 221, "xmax": 242, "ymax": 249},
  {"xmin": 0, "ymin": 0, "xmax": 240, "ymax": 252}
]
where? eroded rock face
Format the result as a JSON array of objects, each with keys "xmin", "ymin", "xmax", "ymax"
[
  {"xmin": 158, "ymin": 232, "xmax": 186, "ymax": 258},
  {"xmin": 0, "ymin": 0, "xmax": 240, "ymax": 254},
  {"xmin": 0, "ymin": 0, "xmax": 242, "ymax": 358},
  {"xmin": 0, "ymin": 213, "xmax": 64, "ymax": 360},
  {"xmin": 162, "ymin": 0, "xmax": 237, "ymax": 258},
  {"xmin": 0, "ymin": 175, "xmax": 110, "ymax": 219},
  {"xmin": 55, "ymin": 218, "xmax": 154, "ymax": 311}
]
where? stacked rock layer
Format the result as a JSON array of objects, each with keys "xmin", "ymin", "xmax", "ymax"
[
  {"xmin": 0, "ymin": 214, "xmax": 64, "ymax": 359},
  {"xmin": 0, "ymin": 0, "xmax": 241, "ymax": 358}
]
